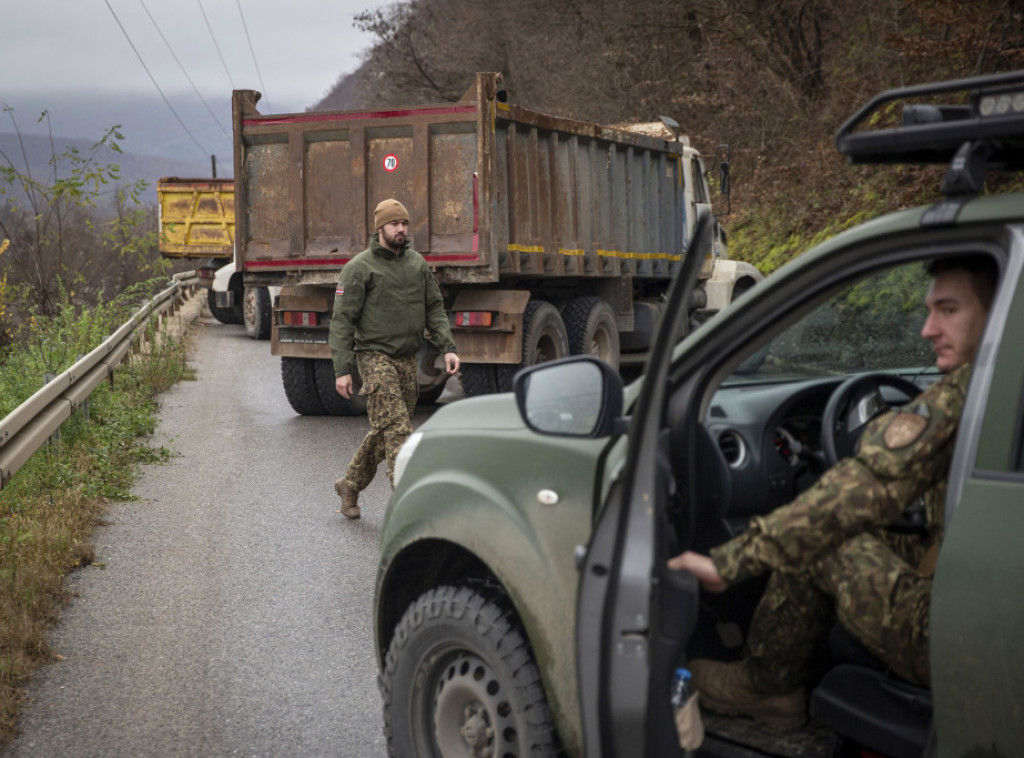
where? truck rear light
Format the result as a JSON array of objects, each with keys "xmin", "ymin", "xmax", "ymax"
[
  {"xmin": 282, "ymin": 311, "xmax": 320, "ymax": 326},
  {"xmin": 454, "ymin": 311, "xmax": 493, "ymax": 327},
  {"xmin": 198, "ymin": 267, "xmax": 218, "ymax": 279}
]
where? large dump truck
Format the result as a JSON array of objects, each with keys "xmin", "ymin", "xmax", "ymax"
[
  {"xmin": 157, "ymin": 177, "xmax": 239, "ymax": 323},
  {"xmin": 233, "ymin": 72, "xmax": 761, "ymax": 416},
  {"xmin": 156, "ymin": 177, "xmax": 275, "ymax": 337},
  {"xmin": 157, "ymin": 177, "xmax": 234, "ymax": 284}
]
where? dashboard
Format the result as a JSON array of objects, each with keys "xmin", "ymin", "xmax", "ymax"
[{"xmin": 699, "ymin": 374, "xmax": 935, "ymax": 534}]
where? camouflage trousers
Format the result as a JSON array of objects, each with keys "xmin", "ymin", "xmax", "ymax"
[
  {"xmin": 344, "ymin": 351, "xmax": 418, "ymax": 492},
  {"xmin": 746, "ymin": 532, "xmax": 932, "ymax": 693}
]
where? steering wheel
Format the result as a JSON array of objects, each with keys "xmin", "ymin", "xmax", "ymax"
[{"xmin": 820, "ymin": 373, "xmax": 922, "ymax": 466}]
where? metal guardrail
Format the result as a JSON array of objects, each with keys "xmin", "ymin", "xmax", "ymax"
[{"xmin": 0, "ymin": 271, "xmax": 199, "ymax": 490}]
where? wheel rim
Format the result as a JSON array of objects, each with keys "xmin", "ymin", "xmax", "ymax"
[
  {"xmin": 430, "ymin": 650, "xmax": 519, "ymax": 758},
  {"xmin": 589, "ymin": 325, "xmax": 613, "ymax": 361},
  {"xmin": 535, "ymin": 332, "xmax": 561, "ymax": 364},
  {"xmin": 243, "ymin": 288, "xmax": 256, "ymax": 325}
]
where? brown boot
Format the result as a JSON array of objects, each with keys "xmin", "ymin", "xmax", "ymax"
[
  {"xmin": 689, "ymin": 659, "xmax": 806, "ymax": 730},
  {"xmin": 334, "ymin": 477, "xmax": 360, "ymax": 519}
]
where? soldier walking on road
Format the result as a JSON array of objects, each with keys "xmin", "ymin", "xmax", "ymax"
[
  {"xmin": 329, "ymin": 199, "xmax": 460, "ymax": 519},
  {"xmin": 668, "ymin": 255, "xmax": 997, "ymax": 728}
]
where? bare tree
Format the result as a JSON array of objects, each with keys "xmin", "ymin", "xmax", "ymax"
[{"xmin": 0, "ymin": 108, "xmax": 164, "ymax": 320}]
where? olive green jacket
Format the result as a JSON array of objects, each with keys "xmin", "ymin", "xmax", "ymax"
[
  {"xmin": 329, "ymin": 235, "xmax": 456, "ymax": 377},
  {"xmin": 711, "ymin": 363, "xmax": 971, "ymax": 584}
]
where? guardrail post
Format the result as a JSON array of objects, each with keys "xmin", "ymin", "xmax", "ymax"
[
  {"xmin": 43, "ymin": 372, "xmax": 61, "ymax": 452},
  {"xmin": 78, "ymin": 355, "xmax": 90, "ymax": 422}
]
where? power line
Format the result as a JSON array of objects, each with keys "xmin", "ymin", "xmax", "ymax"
[
  {"xmin": 198, "ymin": 0, "xmax": 235, "ymax": 91},
  {"xmin": 138, "ymin": 0, "xmax": 229, "ymax": 136},
  {"xmin": 103, "ymin": 0, "xmax": 211, "ymax": 160},
  {"xmin": 235, "ymin": 0, "xmax": 272, "ymax": 112}
]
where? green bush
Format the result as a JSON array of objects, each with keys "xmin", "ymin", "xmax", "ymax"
[{"xmin": 0, "ymin": 283, "xmax": 188, "ymax": 744}]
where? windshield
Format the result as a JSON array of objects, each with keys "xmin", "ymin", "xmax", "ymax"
[{"xmin": 727, "ymin": 263, "xmax": 937, "ymax": 384}]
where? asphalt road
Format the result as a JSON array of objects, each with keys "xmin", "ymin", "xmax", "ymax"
[{"xmin": 4, "ymin": 309, "xmax": 456, "ymax": 758}]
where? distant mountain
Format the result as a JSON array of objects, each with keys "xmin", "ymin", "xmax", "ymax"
[
  {"xmin": 1, "ymin": 89, "xmax": 313, "ymax": 183},
  {"xmin": 313, "ymin": 65, "xmax": 371, "ymax": 111},
  {"xmin": 0, "ymin": 132, "xmax": 211, "ymax": 206}
]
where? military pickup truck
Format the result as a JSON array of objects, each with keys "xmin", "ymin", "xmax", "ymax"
[{"xmin": 374, "ymin": 71, "xmax": 1024, "ymax": 757}]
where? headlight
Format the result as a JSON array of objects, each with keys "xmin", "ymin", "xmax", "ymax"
[{"xmin": 393, "ymin": 431, "xmax": 423, "ymax": 488}]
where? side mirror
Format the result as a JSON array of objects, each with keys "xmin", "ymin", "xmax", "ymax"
[
  {"xmin": 714, "ymin": 144, "xmax": 732, "ymax": 216},
  {"xmin": 513, "ymin": 356, "xmax": 625, "ymax": 438},
  {"xmin": 719, "ymin": 160, "xmax": 731, "ymax": 197}
]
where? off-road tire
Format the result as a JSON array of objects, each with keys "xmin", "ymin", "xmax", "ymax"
[
  {"xmin": 459, "ymin": 363, "xmax": 500, "ymax": 397},
  {"xmin": 314, "ymin": 358, "xmax": 367, "ymax": 416},
  {"xmin": 496, "ymin": 300, "xmax": 569, "ymax": 392},
  {"xmin": 380, "ymin": 585, "xmax": 563, "ymax": 758},
  {"xmin": 243, "ymin": 286, "xmax": 272, "ymax": 340},
  {"xmin": 563, "ymin": 296, "xmax": 620, "ymax": 369},
  {"xmin": 281, "ymin": 357, "xmax": 327, "ymax": 416}
]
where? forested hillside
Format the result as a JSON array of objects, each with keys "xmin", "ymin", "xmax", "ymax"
[{"xmin": 317, "ymin": 0, "xmax": 1024, "ymax": 273}]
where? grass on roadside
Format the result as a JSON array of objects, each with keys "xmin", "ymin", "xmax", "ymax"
[{"xmin": 0, "ymin": 288, "xmax": 194, "ymax": 747}]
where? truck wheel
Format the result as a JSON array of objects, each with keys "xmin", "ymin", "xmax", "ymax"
[
  {"xmin": 380, "ymin": 585, "xmax": 562, "ymax": 758},
  {"xmin": 243, "ymin": 286, "xmax": 272, "ymax": 340},
  {"xmin": 415, "ymin": 342, "xmax": 448, "ymax": 405},
  {"xmin": 314, "ymin": 359, "xmax": 367, "ymax": 416},
  {"xmin": 416, "ymin": 382, "xmax": 447, "ymax": 406},
  {"xmin": 206, "ymin": 289, "xmax": 239, "ymax": 325},
  {"xmin": 459, "ymin": 363, "xmax": 500, "ymax": 397},
  {"xmin": 496, "ymin": 300, "xmax": 569, "ymax": 392},
  {"xmin": 281, "ymin": 357, "xmax": 327, "ymax": 416},
  {"xmin": 731, "ymin": 277, "xmax": 757, "ymax": 302},
  {"xmin": 563, "ymin": 296, "xmax": 620, "ymax": 369}
]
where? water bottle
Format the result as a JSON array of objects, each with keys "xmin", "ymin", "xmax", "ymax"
[{"xmin": 670, "ymin": 667, "xmax": 693, "ymax": 708}]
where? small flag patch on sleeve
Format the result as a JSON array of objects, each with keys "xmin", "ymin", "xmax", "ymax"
[{"xmin": 336, "ymin": 286, "xmax": 344, "ymax": 296}]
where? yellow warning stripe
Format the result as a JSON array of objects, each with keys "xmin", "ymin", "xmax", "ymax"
[
  {"xmin": 598, "ymin": 249, "xmax": 683, "ymax": 262},
  {"xmin": 492, "ymin": 101, "xmax": 511, "ymax": 133},
  {"xmin": 508, "ymin": 243, "xmax": 544, "ymax": 254}
]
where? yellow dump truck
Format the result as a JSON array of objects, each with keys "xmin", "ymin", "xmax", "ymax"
[
  {"xmin": 157, "ymin": 177, "xmax": 275, "ymax": 337},
  {"xmin": 157, "ymin": 177, "xmax": 234, "ymax": 272}
]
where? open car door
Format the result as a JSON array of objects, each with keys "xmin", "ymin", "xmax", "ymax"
[{"xmin": 576, "ymin": 215, "xmax": 714, "ymax": 757}]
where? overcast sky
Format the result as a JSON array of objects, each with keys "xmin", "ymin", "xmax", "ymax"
[
  {"xmin": 0, "ymin": 0, "xmax": 391, "ymax": 165},
  {"xmin": 2, "ymin": 0, "xmax": 388, "ymax": 107}
]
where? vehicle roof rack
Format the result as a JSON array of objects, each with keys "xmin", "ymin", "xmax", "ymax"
[{"xmin": 836, "ymin": 70, "xmax": 1024, "ymax": 184}]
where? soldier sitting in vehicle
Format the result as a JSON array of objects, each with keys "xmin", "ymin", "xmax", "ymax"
[{"xmin": 667, "ymin": 254, "xmax": 997, "ymax": 729}]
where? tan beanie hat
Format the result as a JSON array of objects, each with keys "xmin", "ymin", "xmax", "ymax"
[{"xmin": 374, "ymin": 198, "xmax": 409, "ymax": 230}]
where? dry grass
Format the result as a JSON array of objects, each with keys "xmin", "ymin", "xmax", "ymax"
[{"xmin": 0, "ymin": 297, "xmax": 197, "ymax": 748}]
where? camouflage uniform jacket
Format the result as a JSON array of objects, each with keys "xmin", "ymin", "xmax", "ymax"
[
  {"xmin": 329, "ymin": 234, "xmax": 457, "ymax": 377},
  {"xmin": 711, "ymin": 363, "xmax": 972, "ymax": 584}
]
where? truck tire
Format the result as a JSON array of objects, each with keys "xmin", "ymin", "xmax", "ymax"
[
  {"xmin": 496, "ymin": 300, "xmax": 569, "ymax": 392},
  {"xmin": 459, "ymin": 363, "xmax": 500, "ymax": 397},
  {"xmin": 415, "ymin": 342, "xmax": 449, "ymax": 405},
  {"xmin": 281, "ymin": 357, "xmax": 327, "ymax": 416},
  {"xmin": 243, "ymin": 286, "xmax": 272, "ymax": 340},
  {"xmin": 207, "ymin": 289, "xmax": 241, "ymax": 325},
  {"xmin": 314, "ymin": 358, "xmax": 367, "ymax": 416},
  {"xmin": 380, "ymin": 585, "xmax": 562, "ymax": 758},
  {"xmin": 563, "ymin": 296, "xmax": 620, "ymax": 369},
  {"xmin": 416, "ymin": 382, "xmax": 447, "ymax": 406}
]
